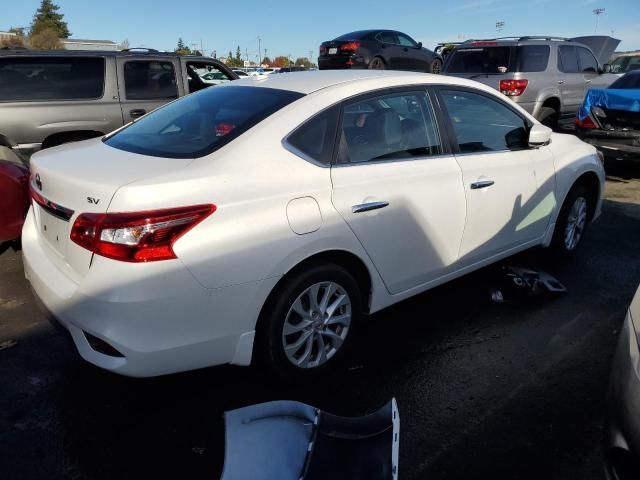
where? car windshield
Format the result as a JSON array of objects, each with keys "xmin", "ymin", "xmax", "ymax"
[
  {"xmin": 104, "ymin": 86, "xmax": 303, "ymax": 158},
  {"xmin": 610, "ymin": 56, "xmax": 640, "ymax": 74},
  {"xmin": 446, "ymin": 46, "xmax": 513, "ymax": 74}
]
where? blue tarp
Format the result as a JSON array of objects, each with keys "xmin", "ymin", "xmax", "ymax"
[{"xmin": 578, "ymin": 88, "xmax": 640, "ymax": 120}]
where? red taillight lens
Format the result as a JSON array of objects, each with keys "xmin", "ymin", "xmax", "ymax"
[
  {"xmin": 70, "ymin": 204, "xmax": 216, "ymax": 262},
  {"xmin": 574, "ymin": 115, "xmax": 597, "ymax": 129},
  {"xmin": 499, "ymin": 79, "xmax": 528, "ymax": 97},
  {"xmin": 471, "ymin": 41, "xmax": 498, "ymax": 46},
  {"xmin": 319, "ymin": 45, "xmax": 327, "ymax": 56},
  {"xmin": 339, "ymin": 41, "xmax": 360, "ymax": 52}
]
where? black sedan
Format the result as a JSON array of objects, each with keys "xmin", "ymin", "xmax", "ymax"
[{"xmin": 318, "ymin": 30, "xmax": 442, "ymax": 73}]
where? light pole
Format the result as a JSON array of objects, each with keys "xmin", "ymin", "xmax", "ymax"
[
  {"xmin": 593, "ymin": 8, "xmax": 605, "ymax": 33},
  {"xmin": 258, "ymin": 36, "xmax": 262, "ymax": 65}
]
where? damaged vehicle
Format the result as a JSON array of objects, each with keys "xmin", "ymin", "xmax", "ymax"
[
  {"xmin": 24, "ymin": 71, "xmax": 605, "ymax": 378},
  {"xmin": 575, "ymin": 70, "xmax": 640, "ymax": 162}
]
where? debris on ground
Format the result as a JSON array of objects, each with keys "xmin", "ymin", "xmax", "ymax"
[
  {"xmin": 0, "ymin": 339, "xmax": 17, "ymax": 351},
  {"xmin": 488, "ymin": 266, "xmax": 567, "ymax": 304}
]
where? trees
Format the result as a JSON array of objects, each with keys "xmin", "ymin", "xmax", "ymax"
[
  {"xmin": 262, "ymin": 56, "xmax": 272, "ymax": 66},
  {"xmin": 235, "ymin": 46, "xmax": 242, "ymax": 63},
  {"xmin": 30, "ymin": 0, "xmax": 70, "ymax": 38},
  {"xmin": 29, "ymin": 28, "xmax": 62, "ymax": 49},
  {"xmin": 175, "ymin": 37, "xmax": 191, "ymax": 55},
  {"xmin": 0, "ymin": 28, "xmax": 26, "ymax": 48},
  {"xmin": 272, "ymin": 56, "xmax": 291, "ymax": 68}
]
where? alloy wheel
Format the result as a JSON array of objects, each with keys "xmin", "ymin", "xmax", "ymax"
[
  {"xmin": 563, "ymin": 196, "xmax": 588, "ymax": 251},
  {"xmin": 282, "ymin": 281, "xmax": 352, "ymax": 369},
  {"xmin": 369, "ymin": 58, "xmax": 385, "ymax": 70}
]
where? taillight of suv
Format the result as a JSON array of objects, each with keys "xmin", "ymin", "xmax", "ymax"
[
  {"xmin": 70, "ymin": 204, "xmax": 216, "ymax": 262},
  {"xmin": 499, "ymin": 79, "xmax": 528, "ymax": 97}
]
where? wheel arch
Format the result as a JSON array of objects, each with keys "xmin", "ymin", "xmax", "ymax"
[
  {"xmin": 42, "ymin": 130, "xmax": 105, "ymax": 149},
  {"xmin": 570, "ymin": 170, "xmax": 601, "ymax": 220}
]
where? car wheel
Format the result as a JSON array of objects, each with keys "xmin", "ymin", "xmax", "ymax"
[
  {"xmin": 368, "ymin": 57, "xmax": 386, "ymax": 70},
  {"xmin": 537, "ymin": 106, "xmax": 559, "ymax": 131},
  {"xmin": 256, "ymin": 263, "xmax": 361, "ymax": 380},
  {"xmin": 551, "ymin": 185, "xmax": 591, "ymax": 255},
  {"xmin": 430, "ymin": 58, "xmax": 443, "ymax": 74}
]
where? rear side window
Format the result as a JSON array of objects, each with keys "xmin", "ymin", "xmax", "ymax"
[
  {"xmin": 376, "ymin": 32, "xmax": 398, "ymax": 44},
  {"xmin": 104, "ymin": 86, "xmax": 303, "ymax": 158},
  {"xmin": 445, "ymin": 47, "xmax": 512, "ymax": 74},
  {"xmin": 286, "ymin": 106, "xmax": 339, "ymax": 165},
  {"xmin": 516, "ymin": 45, "xmax": 550, "ymax": 72},
  {"xmin": 558, "ymin": 46, "xmax": 580, "ymax": 73},
  {"xmin": 577, "ymin": 47, "xmax": 598, "ymax": 73},
  {"xmin": 0, "ymin": 56, "xmax": 104, "ymax": 102},
  {"xmin": 124, "ymin": 60, "xmax": 178, "ymax": 100},
  {"xmin": 441, "ymin": 89, "xmax": 529, "ymax": 153}
]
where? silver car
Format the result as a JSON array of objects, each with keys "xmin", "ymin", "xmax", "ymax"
[{"xmin": 443, "ymin": 36, "xmax": 619, "ymax": 130}]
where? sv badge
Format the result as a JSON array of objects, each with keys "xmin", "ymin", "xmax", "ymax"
[{"xmin": 87, "ymin": 197, "xmax": 101, "ymax": 205}]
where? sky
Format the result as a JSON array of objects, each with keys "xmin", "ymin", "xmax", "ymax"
[{"xmin": 2, "ymin": 0, "xmax": 639, "ymax": 60}]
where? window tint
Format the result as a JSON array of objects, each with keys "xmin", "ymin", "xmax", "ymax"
[
  {"xmin": 287, "ymin": 106, "xmax": 339, "ymax": 165},
  {"xmin": 397, "ymin": 34, "xmax": 417, "ymax": 47},
  {"xmin": 104, "ymin": 86, "xmax": 303, "ymax": 158},
  {"xmin": 0, "ymin": 57, "xmax": 104, "ymax": 102},
  {"xmin": 610, "ymin": 73, "xmax": 640, "ymax": 89},
  {"xmin": 516, "ymin": 45, "xmax": 550, "ymax": 72},
  {"xmin": 577, "ymin": 47, "xmax": 598, "ymax": 73},
  {"xmin": 445, "ymin": 47, "xmax": 512, "ymax": 74},
  {"xmin": 377, "ymin": 32, "xmax": 398, "ymax": 44},
  {"xmin": 441, "ymin": 89, "xmax": 529, "ymax": 153},
  {"xmin": 124, "ymin": 60, "xmax": 178, "ymax": 100},
  {"xmin": 558, "ymin": 46, "xmax": 580, "ymax": 73},
  {"xmin": 338, "ymin": 91, "xmax": 441, "ymax": 164},
  {"xmin": 186, "ymin": 61, "xmax": 232, "ymax": 93}
]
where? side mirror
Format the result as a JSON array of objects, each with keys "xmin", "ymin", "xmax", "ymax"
[
  {"xmin": 602, "ymin": 63, "xmax": 611, "ymax": 74},
  {"xmin": 416, "ymin": 42, "xmax": 423, "ymax": 49},
  {"xmin": 529, "ymin": 124, "xmax": 552, "ymax": 147}
]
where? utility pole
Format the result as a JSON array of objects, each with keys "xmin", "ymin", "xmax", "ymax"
[
  {"xmin": 200, "ymin": 38, "xmax": 203, "ymax": 54},
  {"xmin": 496, "ymin": 21, "xmax": 505, "ymax": 33},
  {"xmin": 309, "ymin": 50, "xmax": 313, "ymax": 65},
  {"xmin": 593, "ymin": 8, "xmax": 605, "ymax": 33},
  {"xmin": 258, "ymin": 36, "xmax": 262, "ymax": 65},
  {"xmin": 245, "ymin": 48, "xmax": 249, "ymax": 63}
]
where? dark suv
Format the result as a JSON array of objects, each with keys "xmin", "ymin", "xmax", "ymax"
[
  {"xmin": 443, "ymin": 36, "xmax": 619, "ymax": 129},
  {"xmin": 0, "ymin": 49, "xmax": 237, "ymax": 158}
]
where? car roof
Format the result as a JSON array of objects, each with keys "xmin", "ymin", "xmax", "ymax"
[
  {"xmin": 0, "ymin": 49, "xmax": 222, "ymax": 62},
  {"xmin": 219, "ymin": 69, "xmax": 490, "ymax": 95},
  {"xmin": 333, "ymin": 29, "xmax": 398, "ymax": 40}
]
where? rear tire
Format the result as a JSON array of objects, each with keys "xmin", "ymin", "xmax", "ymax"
[
  {"xmin": 537, "ymin": 106, "xmax": 559, "ymax": 131},
  {"xmin": 550, "ymin": 185, "xmax": 591, "ymax": 256},
  {"xmin": 255, "ymin": 263, "xmax": 362, "ymax": 381},
  {"xmin": 368, "ymin": 57, "xmax": 386, "ymax": 70}
]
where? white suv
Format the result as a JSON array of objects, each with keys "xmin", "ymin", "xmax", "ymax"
[{"xmin": 23, "ymin": 71, "xmax": 605, "ymax": 378}]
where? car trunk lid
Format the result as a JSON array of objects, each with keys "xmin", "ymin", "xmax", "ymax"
[{"xmin": 29, "ymin": 138, "xmax": 194, "ymax": 280}]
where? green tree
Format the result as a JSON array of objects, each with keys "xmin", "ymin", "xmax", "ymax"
[
  {"xmin": 262, "ymin": 56, "xmax": 272, "ymax": 66},
  {"xmin": 30, "ymin": 0, "xmax": 71, "ymax": 38},
  {"xmin": 235, "ymin": 46, "xmax": 242, "ymax": 62},
  {"xmin": 294, "ymin": 57, "xmax": 312, "ymax": 67},
  {"xmin": 175, "ymin": 37, "xmax": 191, "ymax": 55}
]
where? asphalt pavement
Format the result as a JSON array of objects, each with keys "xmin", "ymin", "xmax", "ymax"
[{"xmin": 1, "ymin": 162, "xmax": 639, "ymax": 480}]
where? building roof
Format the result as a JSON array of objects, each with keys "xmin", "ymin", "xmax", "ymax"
[{"xmin": 62, "ymin": 38, "xmax": 117, "ymax": 45}]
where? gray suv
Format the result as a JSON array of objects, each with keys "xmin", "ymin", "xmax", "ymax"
[
  {"xmin": 0, "ymin": 49, "xmax": 238, "ymax": 157},
  {"xmin": 442, "ymin": 36, "xmax": 619, "ymax": 129}
]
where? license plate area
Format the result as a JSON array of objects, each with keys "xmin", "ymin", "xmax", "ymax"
[
  {"xmin": 328, "ymin": 47, "xmax": 338, "ymax": 55},
  {"xmin": 39, "ymin": 207, "xmax": 68, "ymax": 256}
]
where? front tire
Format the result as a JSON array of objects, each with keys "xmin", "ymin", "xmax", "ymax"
[
  {"xmin": 256, "ymin": 263, "xmax": 362, "ymax": 380},
  {"xmin": 550, "ymin": 185, "xmax": 591, "ymax": 256},
  {"xmin": 430, "ymin": 58, "xmax": 443, "ymax": 74},
  {"xmin": 537, "ymin": 106, "xmax": 559, "ymax": 131},
  {"xmin": 368, "ymin": 57, "xmax": 386, "ymax": 70}
]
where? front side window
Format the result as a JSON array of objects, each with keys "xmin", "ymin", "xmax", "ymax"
[
  {"xmin": 338, "ymin": 91, "xmax": 441, "ymax": 164},
  {"xmin": 558, "ymin": 46, "xmax": 580, "ymax": 73},
  {"xmin": 0, "ymin": 56, "xmax": 104, "ymax": 102},
  {"xmin": 124, "ymin": 60, "xmax": 178, "ymax": 100},
  {"xmin": 397, "ymin": 34, "xmax": 417, "ymax": 48},
  {"xmin": 516, "ymin": 45, "xmax": 550, "ymax": 72},
  {"xmin": 441, "ymin": 89, "xmax": 529, "ymax": 153},
  {"xmin": 186, "ymin": 61, "xmax": 233, "ymax": 93},
  {"xmin": 445, "ymin": 47, "xmax": 512, "ymax": 74},
  {"xmin": 577, "ymin": 47, "xmax": 599, "ymax": 73},
  {"xmin": 105, "ymin": 86, "xmax": 303, "ymax": 158}
]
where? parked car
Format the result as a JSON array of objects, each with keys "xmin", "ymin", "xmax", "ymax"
[
  {"xmin": 605, "ymin": 283, "xmax": 640, "ymax": 479},
  {"xmin": 233, "ymin": 69, "xmax": 249, "ymax": 77},
  {"xmin": 442, "ymin": 36, "xmax": 619, "ymax": 130},
  {"xmin": 0, "ymin": 135, "xmax": 29, "ymax": 244},
  {"xmin": 318, "ymin": 30, "xmax": 443, "ymax": 73},
  {"xmin": 277, "ymin": 66, "xmax": 309, "ymax": 73},
  {"xmin": 0, "ymin": 49, "xmax": 238, "ymax": 158},
  {"xmin": 575, "ymin": 70, "xmax": 640, "ymax": 162},
  {"xmin": 610, "ymin": 53, "xmax": 640, "ymax": 76},
  {"xmin": 24, "ymin": 70, "xmax": 604, "ymax": 378}
]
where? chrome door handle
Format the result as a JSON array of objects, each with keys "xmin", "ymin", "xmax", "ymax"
[
  {"xmin": 351, "ymin": 201, "xmax": 389, "ymax": 213},
  {"xmin": 585, "ymin": 79, "xmax": 592, "ymax": 83},
  {"xmin": 557, "ymin": 80, "xmax": 565, "ymax": 84},
  {"xmin": 470, "ymin": 180, "xmax": 495, "ymax": 189}
]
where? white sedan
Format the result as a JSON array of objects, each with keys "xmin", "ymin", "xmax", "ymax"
[{"xmin": 23, "ymin": 70, "xmax": 605, "ymax": 378}]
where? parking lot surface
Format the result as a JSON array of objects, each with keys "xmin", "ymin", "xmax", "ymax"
[{"xmin": 1, "ymin": 164, "xmax": 639, "ymax": 480}]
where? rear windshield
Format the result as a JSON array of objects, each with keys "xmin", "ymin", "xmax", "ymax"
[
  {"xmin": 104, "ymin": 85, "xmax": 304, "ymax": 158},
  {"xmin": 610, "ymin": 73, "xmax": 640, "ymax": 89},
  {"xmin": 0, "ymin": 56, "xmax": 105, "ymax": 102},
  {"xmin": 334, "ymin": 31, "xmax": 370, "ymax": 41},
  {"xmin": 445, "ymin": 47, "xmax": 512, "ymax": 74}
]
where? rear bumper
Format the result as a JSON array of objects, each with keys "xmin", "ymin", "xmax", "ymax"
[
  {"xmin": 576, "ymin": 129, "xmax": 640, "ymax": 161},
  {"xmin": 604, "ymin": 310, "xmax": 640, "ymax": 479},
  {"xmin": 22, "ymin": 207, "xmax": 278, "ymax": 377},
  {"xmin": 318, "ymin": 55, "xmax": 368, "ymax": 70}
]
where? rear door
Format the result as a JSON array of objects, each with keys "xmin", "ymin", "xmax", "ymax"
[
  {"xmin": 116, "ymin": 56, "xmax": 184, "ymax": 123},
  {"xmin": 330, "ymin": 88, "xmax": 466, "ymax": 294},
  {"xmin": 557, "ymin": 46, "xmax": 585, "ymax": 116},
  {"xmin": 437, "ymin": 87, "xmax": 551, "ymax": 265}
]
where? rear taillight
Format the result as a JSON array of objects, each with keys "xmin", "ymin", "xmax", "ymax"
[
  {"xmin": 70, "ymin": 204, "xmax": 215, "ymax": 262},
  {"xmin": 339, "ymin": 41, "xmax": 360, "ymax": 52},
  {"xmin": 319, "ymin": 45, "xmax": 327, "ymax": 56},
  {"xmin": 499, "ymin": 79, "xmax": 528, "ymax": 97},
  {"xmin": 574, "ymin": 115, "xmax": 598, "ymax": 129}
]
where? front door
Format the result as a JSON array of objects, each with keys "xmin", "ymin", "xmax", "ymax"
[
  {"xmin": 330, "ymin": 89, "xmax": 466, "ymax": 294},
  {"xmin": 438, "ymin": 88, "xmax": 551, "ymax": 266},
  {"xmin": 116, "ymin": 57, "xmax": 184, "ymax": 123},
  {"xmin": 376, "ymin": 32, "xmax": 407, "ymax": 70},
  {"xmin": 557, "ymin": 45, "xmax": 586, "ymax": 118}
]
